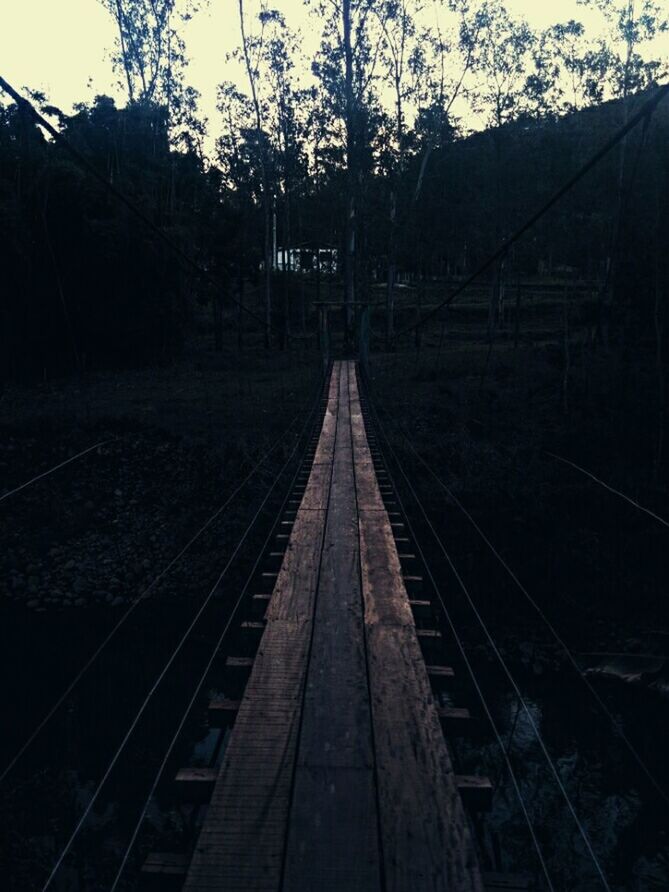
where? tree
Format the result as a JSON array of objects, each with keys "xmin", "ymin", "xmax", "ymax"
[
  {"xmin": 216, "ymin": 82, "xmax": 258, "ymax": 347},
  {"xmin": 236, "ymin": 0, "xmax": 278, "ymax": 347},
  {"xmin": 579, "ymin": 0, "xmax": 668, "ymax": 99},
  {"xmin": 579, "ymin": 0, "xmax": 668, "ymax": 338},
  {"xmin": 311, "ymin": 0, "xmax": 382, "ymax": 342},
  {"xmin": 375, "ymin": 0, "xmax": 421, "ymax": 345},
  {"xmin": 99, "ymin": 0, "xmax": 205, "ymax": 150},
  {"xmin": 411, "ymin": 0, "xmax": 481, "ymax": 205},
  {"xmin": 262, "ymin": 17, "xmax": 309, "ymax": 334},
  {"xmin": 532, "ymin": 20, "xmax": 611, "ymax": 115},
  {"xmin": 468, "ymin": 1, "xmax": 535, "ymax": 335}
]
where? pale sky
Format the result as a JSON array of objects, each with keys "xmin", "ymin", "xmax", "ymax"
[{"xmin": 1, "ymin": 0, "xmax": 667, "ymax": 150}]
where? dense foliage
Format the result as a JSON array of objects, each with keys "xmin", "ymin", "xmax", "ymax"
[{"xmin": 1, "ymin": 0, "xmax": 667, "ymax": 376}]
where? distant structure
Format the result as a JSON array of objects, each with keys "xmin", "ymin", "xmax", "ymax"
[{"xmin": 275, "ymin": 242, "xmax": 338, "ymax": 274}]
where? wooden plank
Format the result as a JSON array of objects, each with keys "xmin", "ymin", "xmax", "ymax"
[
  {"xmin": 183, "ymin": 363, "xmax": 341, "ymax": 892},
  {"xmin": 438, "ymin": 706, "xmax": 474, "ymax": 736},
  {"xmin": 427, "ymin": 664, "xmax": 456, "ymax": 682},
  {"xmin": 283, "ymin": 361, "xmax": 381, "ymax": 891},
  {"xmin": 208, "ymin": 697, "xmax": 240, "ymax": 727},
  {"xmin": 142, "ymin": 853, "xmax": 189, "ymax": 875},
  {"xmin": 225, "ymin": 656, "xmax": 253, "ymax": 669},
  {"xmin": 349, "ymin": 362, "xmax": 483, "ymax": 892},
  {"xmin": 174, "ymin": 767, "xmax": 217, "ymax": 802},
  {"xmin": 141, "ymin": 851, "xmax": 189, "ymax": 888},
  {"xmin": 185, "ymin": 361, "xmax": 482, "ymax": 892},
  {"xmin": 456, "ymin": 775, "xmax": 494, "ymax": 812},
  {"xmin": 409, "ymin": 598, "xmax": 432, "ymax": 618},
  {"xmin": 483, "ymin": 872, "xmax": 533, "ymax": 891}
]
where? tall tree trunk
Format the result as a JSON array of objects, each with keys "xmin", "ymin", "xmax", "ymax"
[
  {"xmin": 283, "ymin": 191, "xmax": 292, "ymax": 340},
  {"xmin": 599, "ymin": 1, "xmax": 635, "ymax": 344},
  {"xmin": 237, "ymin": 251, "xmax": 245, "ymax": 350},
  {"xmin": 263, "ymin": 185, "xmax": 272, "ymax": 347},
  {"xmin": 343, "ymin": 0, "xmax": 355, "ymax": 345},
  {"xmin": 386, "ymin": 72, "xmax": 404, "ymax": 351},
  {"xmin": 238, "ymin": 0, "xmax": 272, "ymax": 347},
  {"xmin": 489, "ymin": 129, "xmax": 503, "ymax": 341},
  {"xmin": 386, "ymin": 190, "xmax": 396, "ymax": 349}
]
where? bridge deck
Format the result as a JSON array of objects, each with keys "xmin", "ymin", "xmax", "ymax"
[{"xmin": 184, "ymin": 361, "xmax": 482, "ymax": 891}]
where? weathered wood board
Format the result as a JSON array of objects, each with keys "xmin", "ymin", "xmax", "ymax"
[
  {"xmin": 183, "ymin": 361, "xmax": 483, "ymax": 892},
  {"xmin": 182, "ymin": 365, "xmax": 341, "ymax": 892},
  {"xmin": 349, "ymin": 363, "xmax": 483, "ymax": 892},
  {"xmin": 282, "ymin": 358, "xmax": 382, "ymax": 891}
]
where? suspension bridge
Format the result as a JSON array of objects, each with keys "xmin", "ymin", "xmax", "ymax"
[
  {"xmin": 179, "ymin": 360, "xmax": 483, "ymax": 890},
  {"xmin": 2, "ymin": 75, "xmax": 668, "ymax": 891}
]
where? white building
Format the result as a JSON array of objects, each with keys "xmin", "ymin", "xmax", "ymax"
[{"xmin": 275, "ymin": 243, "xmax": 338, "ymax": 275}]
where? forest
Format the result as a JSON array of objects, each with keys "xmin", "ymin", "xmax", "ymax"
[
  {"xmin": 1, "ymin": 1, "xmax": 668, "ymax": 890},
  {"xmin": 2, "ymin": 0, "xmax": 668, "ymax": 371}
]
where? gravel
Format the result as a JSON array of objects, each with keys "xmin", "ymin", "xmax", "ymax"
[{"xmin": 0, "ymin": 426, "xmax": 279, "ymax": 612}]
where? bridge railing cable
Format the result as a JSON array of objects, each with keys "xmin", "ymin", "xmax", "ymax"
[
  {"xmin": 0, "ymin": 75, "xmax": 315, "ymax": 344},
  {"xmin": 385, "ymin": 410, "xmax": 669, "ymax": 806},
  {"xmin": 38, "ymin": 383, "xmax": 323, "ymax": 891},
  {"xmin": 0, "ymin": 381, "xmax": 319, "ymax": 787},
  {"xmin": 358, "ymin": 384, "xmax": 554, "ymax": 890},
  {"xmin": 0, "ymin": 438, "xmax": 114, "ymax": 504},
  {"xmin": 394, "ymin": 82, "xmax": 669, "ymax": 341},
  {"xmin": 108, "ymin": 379, "xmax": 326, "ymax": 890},
  {"xmin": 366, "ymin": 383, "xmax": 611, "ymax": 891},
  {"xmin": 545, "ymin": 451, "xmax": 669, "ymax": 531}
]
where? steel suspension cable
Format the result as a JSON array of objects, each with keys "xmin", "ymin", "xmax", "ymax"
[
  {"xmin": 545, "ymin": 451, "xmax": 669, "ymax": 531},
  {"xmin": 0, "ymin": 385, "xmax": 317, "ymax": 786},
  {"xmin": 0, "ymin": 75, "xmax": 314, "ymax": 343},
  {"xmin": 39, "ymin": 383, "xmax": 323, "ymax": 891},
  {"xmin": 359, "ymin": 385, "xmax": 554, "ymax": 890},
  {"xmin": 387, "ymin": 413, "xmax": 669, "ymax": 806},
  {"xmin": 108, "ymin": 377, "xmax": 325, "ymax": 891},
  {"xmin": 395, "ymin": 82, "xmax": 669, "ymax": 340},
  {"xmin": 0, "ymin": 438, "xmax": 114, "ymax": 504},
  {"xmin": 366, "ymin": 386, "xmax": 611, "ymax": 891}
]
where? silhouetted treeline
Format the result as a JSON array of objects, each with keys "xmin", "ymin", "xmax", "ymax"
[
  {"xmin": 2, "ymin": 88, "xmax": 668, "ymax": 378},
  {"xmin": 0, "ymin": 96, "xmax": 237, "ymax": 379}
]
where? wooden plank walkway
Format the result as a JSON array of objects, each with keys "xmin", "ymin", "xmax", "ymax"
[{"xmin": 184, "ymin": 361, "xmax": 483, "ymax": 892}]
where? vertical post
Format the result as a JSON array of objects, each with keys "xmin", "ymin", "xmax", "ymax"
[
  {"xmin": 343, "ymin": 0, "xmax": 355, "ymax": 347},
  {"xmin": 213, "ymin": 295, "xmax": 222, "ymax": 351},
  {"xmin": 415, "ymin": 274, "xmax": 423, "ymax": 353},
  {"xmin": 319, "ymin": 306, "xmax": 330, "ymax": 376},
  {"xmin": 237, "ymin": 263, "xmax": 245, "ymax": 350},
  {"xmin": 513, "ymin": 276, "xmax": 522, "ymax": 366},
  {"xmin": 359, "ymin": 304, "xmax": 370, "ymax": 379},
  {"xmin": 562, "ymin": 285, "xmax": 571, "ymax": 416}
]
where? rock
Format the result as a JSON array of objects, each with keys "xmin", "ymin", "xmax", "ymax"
[
  {"xmin": 27, "ymin": 599, "xmax": 39, "ymax": 609},
  {"xmin": 111, "ymin": 596, "xmax": 124, "ymax": 607},
  {"xmin": 73, "ymin": 578, "xmax": 86, "ymax": 594},
  {"xmin": 64, "ymin": 559, "xmax": 76, "ymax": 571},
  {"xmin": 74, "ymin": 597, "xmax": 86, "ymax": 607}
]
